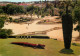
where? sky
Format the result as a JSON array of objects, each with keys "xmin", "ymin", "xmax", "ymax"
[{"xmin": 0, "ymin": 0, "xmax": 48, "ymax": 2}]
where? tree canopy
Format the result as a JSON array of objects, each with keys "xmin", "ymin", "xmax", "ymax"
[
  {"xmin": 0, "ymin": 16, "xmax": 13, "ymax": 38},
  {"xmin": 72, "ymin": 1, "xmax": 80, "ymax": 37},
  {"xmin": 0, "ymin": 4, "xmax": 24, "ymax": 15}
]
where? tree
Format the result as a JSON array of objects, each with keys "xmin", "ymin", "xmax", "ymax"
[
  {"xmin": 1, "ymin": 4, "xmax": 25, "ymax": 15},
  {"xmin": 6, "ymin": 29, "xmax": 13, "ymax": 35},
  {"xmin": 7, "ymin": 5, "xmax": 24, "ymax": 14},
  {"xmin": 2, "ymin": 6, "xmax": 7, "ymax": 13},
  {"xmin": 0, "ymin": 32, "xmax": 7, "ymax": 38},
  {"xmin": 0, "ymin": 9, "xmax": 4, "ymax": 13},
  {"xmin": 0, "ymin": 17, "xmax": 13, "ymax": 38},
  {"xmin": 41, "ymin": 7, "xmax": 45, "ymax": 17},
  {"xmin": 50, "ymin": 6, "xmax": 54, "ymax": 16},
  {"xmin": 45, "ymin": 3, "xmax": 54, "ymax": 16},
  {"xmin": 26, "ymin": 5, "xmax": 35, "ymax": 18},
  {"xmin": 59, "ymin": 1, "xmax": 73, "ymax": 49},
  {"xmin": 0, "ymin": 17, "xmax": 5, "ymax": 29},
  {"xmin": 73, "ymin": 4, "xmax": 80, "ymax": 37},
  {"xmin": 34, "ymin": 6, "xmax": 40, "ymax": 18},
  {"xmin": 0, "ymin": 16, "xmax": 8, "ymax": 29}
]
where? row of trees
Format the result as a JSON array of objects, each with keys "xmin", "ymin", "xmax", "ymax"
[
  {"xmin": 0, "ymin": 4, "xmax": 24, "ymax": 14},
  {"xmin": 26, "ymin": 3, "xmax": 54, "ymax": 18},
  {"xmin": 0, "ymin": 3, "xmax": 54, "ymax": 18}
]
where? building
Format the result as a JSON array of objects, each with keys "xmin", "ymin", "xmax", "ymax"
[{"xmin": 18, "ymin": 3, "xmax": 32, "ymax": 9}]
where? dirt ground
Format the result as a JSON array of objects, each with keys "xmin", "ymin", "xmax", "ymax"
[{"xmin": 3, "ymin": 15, "xmax": 80, "ymax": 42}]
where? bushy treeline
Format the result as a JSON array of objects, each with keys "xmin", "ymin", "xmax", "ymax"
[
  {"xmin": 0, "ymin": 4, "xmax": 24, "ymax": 14},
  {"xmin": 0, "ymin": 3, "xmax": 54, "ymax": 17},
  {"xmin": 26, "ymin": 3, "xmax": 54, "ymax": 18}
]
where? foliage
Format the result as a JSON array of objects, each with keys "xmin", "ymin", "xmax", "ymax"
[
  {"xmin": 26, "ymin": 5, "xmax": 36, "ymax": 18},
  {"xmin": 0, "ymin": 29, "xmax": 13, "ymax": 38},
  {"xmin": 72, "ymin": 1, "xmax": 80, "ymax": 37},
  {"xmin": 13, "ymin": 19, "xmax": 19, "ymax": 23},
  {"xmin": 0, "ymin": 3, "xmax": 54, "ymax": 17},
  {"xmin": 0, "ymin": 17, "xmax": 5, "ymax": 28},
  {"xmin": 7, "ymin": 4, "xmax": 24, "ymax": 14},
  {"xmin": 0, "ymin": 32, "xmax": 7, "ymax": 38},
  {"xmin": 1, "ymin": 4, "xmax": 24, "ymax": 14},
  {"xmin": 0, "ymin": 16, "xmax": 8, "ymax": 20},
  {"xmin": 74, "ymin": 25, "xmax": 80, "ymax": 31},
  {"xmin": 20, "ymin": 17, "xmax": 24, "ymax": 19},
  {"xmin": 9, "ymin": 17, "xmax": 13, "ymax": 22},
  {"xmin": 59, "ymin": 1, "xmax": 73, "ymax": 49},
  {"xmin": 0, "ymin": 6, "xmax": 4, "ymax": 14},
  {"xmin": 0, "ymin": 16, "xmax": 13, "ymax": 38},
  {"xmin": 41, "ymin": 14, "xmax": 45, "ymax": 18},
  {"xmin": 43, "ymin": 3, "xmax": 54, "ymax": 16},
  {"xmin": 0, "ymin": 9, "xmax": 4, "ymax": 13},
  {"xmin": 26, "ymin": 4, "xmax": 54, "ymax": 18},
  {"xmin": 26, "ymin": 5, "xmax": 35, "ymax": 12},
  {"xmin": 72, "ymin": 43, "xmax": 80, "ymax": 46},
  {"xmin": 6, "ymin": 29, "xmax": 13, "ymax": 35},
  {"xmin": 34, "ymin": 6, "xmax": 40, "ymax": 18},
  {"xmin": 73, "ymin": 6, "xmax": 80, "ymax": 23},
  {"xmin": 72, "ymin": 43, "xmax": 77, "ymax": 46},
  {"xmin": 0, "ymin": 16, "xmax": 8, "ymax": 28}
]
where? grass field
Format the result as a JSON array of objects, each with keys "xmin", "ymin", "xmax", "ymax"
[{"xmin": 0, "ymin": 38, "xmax": 80, "ymax": 56}]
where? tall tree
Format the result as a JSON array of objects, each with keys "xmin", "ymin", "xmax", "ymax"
[{"xmin": 59, "ymin": 1, "xmax": 73, "ymax": 49}]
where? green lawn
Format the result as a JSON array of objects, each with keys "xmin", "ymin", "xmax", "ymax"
[{"xmin": 0, "ymin": 38, "xmax": 80, "ymax": 56}]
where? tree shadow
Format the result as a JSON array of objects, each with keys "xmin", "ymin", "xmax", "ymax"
[{"xmin": 59, "ymin": 48, "xmax": 74, "ymax": 54}]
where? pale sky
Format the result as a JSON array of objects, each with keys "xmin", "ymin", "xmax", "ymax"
[{"xmin": 0, "ymin": 0, "xmax": 46, "ymax": 2}]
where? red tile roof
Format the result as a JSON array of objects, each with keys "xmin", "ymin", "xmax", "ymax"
[{"xmin": 0, "ymin": 4, "xmax": 6, "ymax": 6}]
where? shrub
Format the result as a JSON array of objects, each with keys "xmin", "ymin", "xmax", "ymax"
[
  {"xmin": 54, "ymin": 39, "xmax": 57, "ymax": 40},
  {"xmin": 0, "ymin": 9, "xmax": 4, "ymax": 13},
  {"xmin": 20, "ymin": 17, "xmax": 24, "ymax": 19},
  {"xmin": 13, "ymin": 19, "xmax": 19, "ymax": 23},
  {"xmin": 6, "ymin": 29, "xmax": 13, "ymax": 35},
  {"xmin": 0, "ymin": 29, "xmax": 13, "ymax": 38},
  {"xmin": 41, "ymin": 14, "xmax": 45, "ymax": 18},
  {"xmin": 56, "ymin": 18, "xmax": 60, "ymax": 19},
  {"xmin": 72, "ymin": 43, "xmax": 80, "ymax": 46},
  {"xmin": 9, "ymin": 17, "xmax": 13, "ymax": 22},
  {"xmin": 72, "ymin": 43, "xmax": 77, "ymax": 46},
  {"xmin": 0, "ymin": 31, "xmax": 8, "ymax": 39},
  {"xmin": 0, "ymin": 16, "xmax": 8, "ymax": 20}
]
